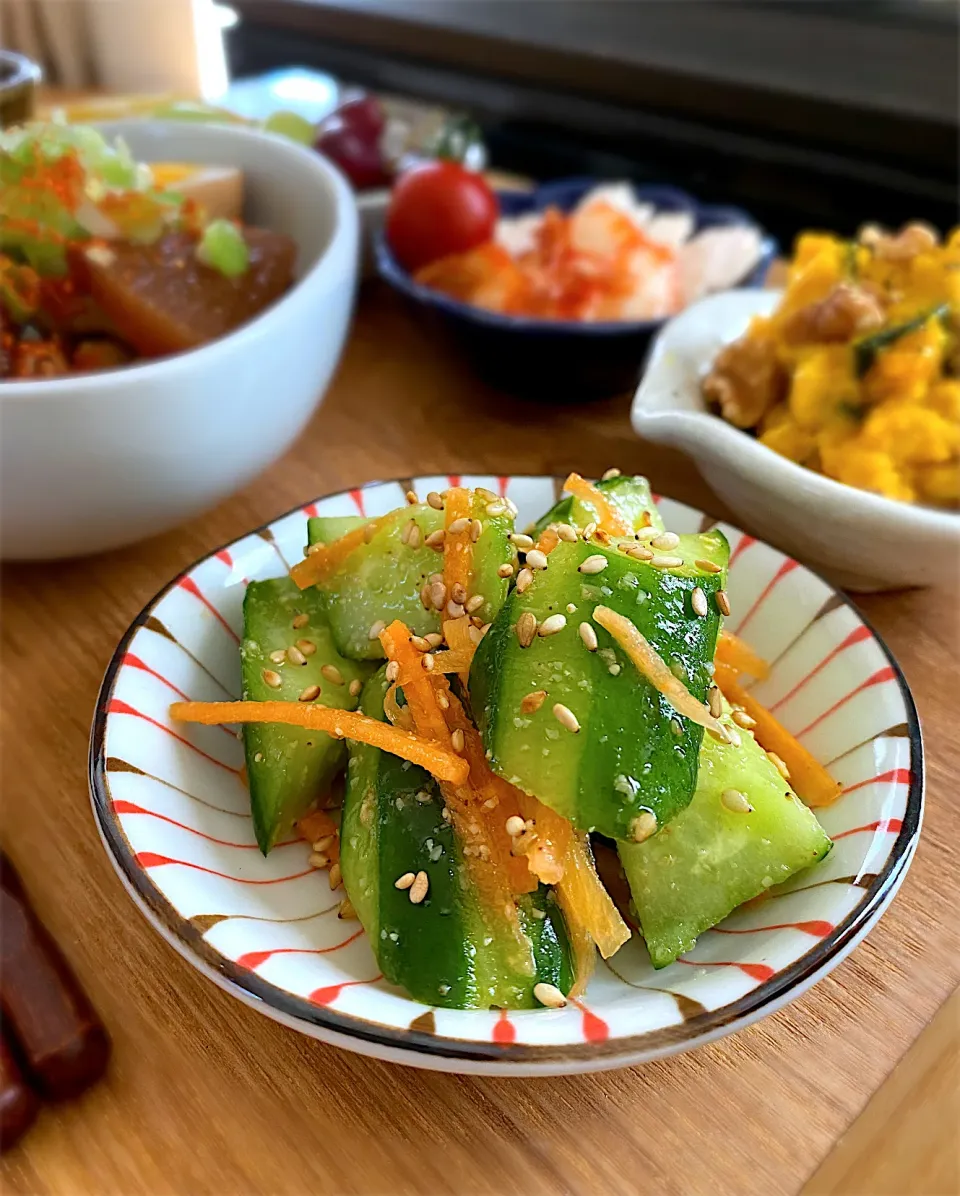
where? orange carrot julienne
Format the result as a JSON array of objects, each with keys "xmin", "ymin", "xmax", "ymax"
[
  {"xmin": 713, "ymin": 662, "xmax": 842, "ymax": 808},
  {"xmin": 563, "ymin": 472, "xmax": 632, "ymax": 537},
  {"xmin": 442, "ymin": 486, "xmax": 474, "ymax": 599},
  {"xmin": 290, "ymin": 514, "xmax": 392, "ymax": 590},
  {"xmin": 534, "ymin": 524, "xmax": 561, "ymax": 557},
  {"xmin": 168, "ymin": 701, "xmax": 468, "ymax": 784},
  {"xmin": 379, "ymin": 621, "xmax": 449, "ymax": 743},
  {"xmin": 717, "ymin": 629, "xmax": 770, "ymax": 681},
  {"xmin": 442, "ymin": 615, "xmax": 477, "ymax": 685}
]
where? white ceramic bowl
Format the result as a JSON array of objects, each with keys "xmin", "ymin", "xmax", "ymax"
[
  {"xmin": 631, "ymin": 289, "xmax": 960, "ymax": 591},
  {"xmin": 89, "ymin": 475, "xmax": 922, "ymax": 1076},
  {"xmin": 0, "ymin": 121, "xmax": 358, "ymax": 560}
]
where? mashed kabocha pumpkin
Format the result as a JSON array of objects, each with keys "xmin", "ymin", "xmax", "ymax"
[{"xmin": 702, "ymin": 223, "xmax": 960, "ymax": 507}]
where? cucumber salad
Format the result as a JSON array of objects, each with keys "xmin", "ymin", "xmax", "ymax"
[{"xmin": 171, "ymin": 473, "xmax": 840, "ymax": 1010}]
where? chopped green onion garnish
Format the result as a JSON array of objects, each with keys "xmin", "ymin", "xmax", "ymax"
[{"xmin": 196, "ymin": 218, "xmax": 249, "ymax": 278}]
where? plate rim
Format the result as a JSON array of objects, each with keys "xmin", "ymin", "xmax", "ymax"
[{"xmin": 88, "ymin": 475, "xmax": 924, "ymax": 1069}]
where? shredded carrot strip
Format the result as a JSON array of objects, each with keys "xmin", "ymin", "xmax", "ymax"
[
  {"xmin": 430, "ymin": 648, "xmax": 474, "ymax": 675},
  {"xmin": 515, "ymin": 793, "xmax": 629, "ymax": 985},
  {"xmin": 290, "ymin": 514, "xmax": 392, "ymax": 590},
  {"xmin": 534, "ymin": 524, "xmax": 561, "ymax": 557},
  {"xmin": 297, "ymin": 809, "xmax": 338, "ymax": 843},
  {"xmin": 169, "ymin": 701, "xmax": 468, "ymax": 784},
  {"xmin": 563, "ymin": 472, "xmax": 632, "ymax": 537},
  {"xmin": 383, "ymin": 681, "xmax": 413, "ymax": 731},
  {"xmin": 442, "ymin": 616, "xmax": 476, "ymax": 686},
  {"xmin": 379, "ymin": 622, "xmax": 449, "ymax": 742},
  {"xmin": 717, "ymin": 630, "xmax": 770, "ymax": 682},
  {"xmin": 713, "ymin": 662, "xmax": 842, "ymax": 807},
  {"xmin": 594, "ymin": 605, "xmax": 732, "ymax": 742},
  {"xmin": 443, "ymin": 487, "xmax": 474, "ymax": 599}
]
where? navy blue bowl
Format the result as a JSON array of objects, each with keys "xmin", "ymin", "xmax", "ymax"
[{"xmin": 376, "ymin": 178, "xmax": 777, "ymax": 402}]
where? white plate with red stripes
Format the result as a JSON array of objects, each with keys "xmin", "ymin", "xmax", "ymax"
[{"xmin": 89, "ymin": 475, "xmax": 922, "ymax": 1075}]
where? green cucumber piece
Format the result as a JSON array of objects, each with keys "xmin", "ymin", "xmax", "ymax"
[
  {"xmin": 470, "ymin": 531, "xmax": 729, "ymax": 841},
  {"xmin": 534, "ymin": 474, "xmax": 664, "ymax": 538},
  {"xmin": 307, "ymin": 497, "xmax": 516, "ymax": 662},
  {"xmin": 241, "ymin": 579, "xmax": 372, "ymax": 854},
  {"xmin": 341, "ymin": 669, "xmax": 572, "ymax": 1009},
  {"xmin": 619, "ymin": 713, "xmax": 832, "ymax": 968}
]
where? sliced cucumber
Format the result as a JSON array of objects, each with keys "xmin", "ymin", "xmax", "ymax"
[
  {"xmin": 619, "ymin": 712, "xmax": 832, "ymax": 968},
  {"xmin": 241, "ymin": 578, "xmax": 371, "ymax": 854},
  {"xmin": 341, "ymin": 669, "xmax": 572, "ymax": 1009},
  {"xmin": 469, "ymin": 531, "xmax": 729, "ymax": 841},
  {"xmin": 534, "ymin": 474, "xmax": 664, "ymax": 538}
]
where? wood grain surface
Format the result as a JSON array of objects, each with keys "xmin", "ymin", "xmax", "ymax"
[{"xmin": 1, "ymin": 285, "xmax": 958, "ymax": 1195}]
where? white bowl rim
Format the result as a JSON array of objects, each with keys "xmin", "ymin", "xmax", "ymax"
[
  {"xmin": 87, "ymin": 474, "xmax": 924, "ymax": 1070},
  {"xmin": 631, "ymin": 288, "xmax": 960, "ymax": 535},
  {"xmin": 0, "ymin": 120, "xmax": 356, "ymax": 404}
]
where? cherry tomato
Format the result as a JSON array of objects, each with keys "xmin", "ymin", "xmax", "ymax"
[
  {"xmin": 386, "ymin": 161, "xmax": 498, "ymax": 272},
  {"xmin": 335, "ymin": 95, "xmax": 386, "ymax": 141},
  {"xmin": 315, "ymin": 120, "xmax": 391, "ymax": 191}
]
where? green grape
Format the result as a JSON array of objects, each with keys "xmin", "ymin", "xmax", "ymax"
[{"xmin": 262, "ymin": 110, "xmax": 316, "ymax": 146}]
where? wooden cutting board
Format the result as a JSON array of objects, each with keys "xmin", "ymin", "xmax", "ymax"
[{"xmin": 1, "ymin": 285, "xmax": 957, "ymax": 1195}]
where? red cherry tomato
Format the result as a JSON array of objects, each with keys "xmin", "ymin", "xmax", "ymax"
[
  {"xmin": 335, "ymin": 95, "xmax": 385, "ymax": 141},
  {"xmin": 386, "ymin": 161, "xmax": 498, "ymax": 272},
  {"xmin": 315, "ymin": 120, "xmax": 391, "ymax": 191}
]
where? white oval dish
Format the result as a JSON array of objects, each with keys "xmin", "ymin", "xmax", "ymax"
[
  {"xmin": 89, "ymin": 475, "xmax": 922, "ymax": 1075},
  {"xmin": 0, "ymin": 121, "xmax": 358, "ymax": 561},
  {"xmin": 631, "ymin": 289, "xmax": 960, "ymax": 591}
]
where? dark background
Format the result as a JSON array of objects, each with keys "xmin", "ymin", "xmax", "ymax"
[{"xmin": 227, "ymin": 0, "xmax": 959, "ymax": 246}]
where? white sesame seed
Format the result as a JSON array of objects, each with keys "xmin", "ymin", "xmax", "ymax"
[
  {"xmin": 497, "ymin": 562, "xmax": 515, "ymax": 578},
  {"xmin": 505, "ymin": 498, "xmax": 519, "ymax": 517},
  {"xmin": 422, "ymin": 653, "xmax": 435, "ymax": 671},
  {"xmin": 486, "ymin": 501, "xmax": 507, "ymax": 516},
  {"xmin": 579, "ymin": 554, "xmax": 607, "ymax": 574},
  {"xmin": 427, "ymin": 491, "xmax": 445, "ymax": 510},
  {"xmin": 429, "ymin": 581, "xmax": 448, "ymax": 610},
  {"xmin": 520, "ymin": 690, "xmax": 547, "ymax": 713},
  {"xmin": 538, "ymin": 614, "xmax": 567, "ymax": 637},
  {"xmin": 695, "ymin": 558, "xmax": 723, "ymax": 574},
  {"xmin": 630, "ymin": 811, "xmax": 658, "ymax": 842},
  {"xmin": 292, "ymin": 613, "xmax": 309, "ymax": 629},
  {"xmin": 651, "ymin": 554, "xmax": 684, "ymax": 569},
  {"xmin": 269, "ymin": 649, "xmax": 286, "ymax": 663},
  {"xmin": 321, "ymin": 664, "xmax": 344, "ymax": 686},
  {"xmin": 349, "ymin": 679, "xmax": 362, "ymax": 697},
  {"xmin": 368, "ymin": 619, "xmax": 386, "ymax": 641},
  {"xmin": 385, "ymin": 660, "xmax": 400, "ymax": 682},
  {"xmin": 650, "ymin": 531, "xmax": 680, "ymax": 551},
  {"xmin": 716, "ymin": 590, "xmax": 731, "ymax": 616},
  {"xmin": 409, "ymin": 871, "xmax": 429, "ymax": 904},
  {"xmin": 395, "ymin": 872, "xmax": 416, "ymax": 890},
  {"xmin": 446, "ymin": 600, "xmax": 465, "ymax": 618},
  {"xmin": 466, "ymin": 594, "xmax": 485, "ymax": 614},
  {"xmin": 721, "ymin": 788, "xmax": 753, "ymax": 813},
  {"xmin": 723, "ymin": 725, "xmax": 742, "ymax": 747},
  {"xmin": 601, "ymin": 468, "xmax": 622, "ymax": 480},
  {"xmin": 425, "ymin": 633, "xmax": 444, "ymax": 648},
  {"xmin": 405, "ymin": 489, "xmax": 419, "ymax": 505},
  {"xmin": 768, "ymin": 751, "xmax": 791, "ymax": 780},
  {"xmin": 286, "ymin": 644, "xmax": 308, "ymax": 667},
  {"xmin": 708, "ymin": 686, "xmax": 723, "ymax": 718},
  {"xmin": 552, "ymin": 703, "xmax": 580, "ymax": 733},
  {"xmin": 299, "ymin": 684, "xmax": 320, "ymax": 702},
  {"xmin": 400, "ymin": 518, "xmax": 414, "ymax": 545},
  {"xmin": 468, "ymin": 624, "xmax": 484, "ymax": 645},
  {"xmin": 309, "ymin": 852, "xmax": 329, "ymax": 869},
  {"xmin": 525, "ymin": 549, "xmax": 549, "ymax": 571},
  {"xmin": 635, "ymin": 526, "xmax": 659, "ymax": 542},
  {"xmin": 691, "ymin": 586, "xmax": 709, "ymax": 617},
  {"xmin": 297, "ymin": 638, "xmax": 317, "ymax": 657},
  {"xmin": 328, "ymin": 863, "xmax": 342, "ymax": 890},
  {"xmin": 470, "ymin": 519, "xmax": 483, "ymax": 542},
  {"xmin": 450, "ymin": 582, "xmax": 467, "ymax": 605},
  {"xmin": 626, "ymin": 544, "xmax": 654, "ymax": 561},
  {"xmin": 451, "ymin": 729, "xmax": 465, "ymax": 753},
  {"xmin": 579, "ymin": 622, "xmax": 598, "ymax": 651},
  {"xmin": 262, "ymin": 668, "xmax": 282, "ymax": 689},
  {"xmin": 306, "ymin": 542, "xmax": 325, "ymax": 556},
  {"xmin": 437, "ymin": 691, "xmax": 450, "ymax": 710},
  {"xmin": 516, "ymin": 567, "xmax": 534, "ymax": 594},
  {"xmin": 313, "ymin": 835, "xmax": 335, "ymax": 853},
  {"xmin": 732, "ymin": 709, "xmax": 756, "ymax": 729},
  {"xmin": 505, "ymin": 815, "xmax": 526, "ymax": 837},
  {"xmin": 516, "ymin": 612, "xmax": 538, "ymax": 648},
  {"xmin": 509, "ymin": 533, "xmax": 534, "ymax": 550},
  {"xmin": 424, "ymin": 528, "xmax": 446, "ymax": 549},
  {"xmin": 338, "ymin": 898, "xmax": 357, "ymax": 920},
  {"xmin": 566, "ymin": 603, "xmax": 577, "ymax": 614},
  {"xmin": 582, "ymin": 521, "xmax": 597, "ymax": 540},
  {"xmin": 533, "ymin": 982, "xmax": 567, "ymax": 1009},
  {"xmin": 556, "ymin": 523, "xmax": 578, "ymax": 542},
  {"xmin": 409, "ymin": 636, "xmax": 430, "ymax": 652},
  {"xmin": 448, "ymin": 517, "xmax": 470, "ymax": 535}
]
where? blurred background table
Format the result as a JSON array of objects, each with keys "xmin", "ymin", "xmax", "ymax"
[{"xmin": 1, "ymin": 282, "xmax": 957, "ymax": 1196}]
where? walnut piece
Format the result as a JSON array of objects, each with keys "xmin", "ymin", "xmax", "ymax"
[
  {"xmin": 858, "ymin": 222, "xmax": 939, "ymax": 262},
  {"xmin": 782, "ymin": 283, "xmax": 885, "ymax": 344},
  {"xmin": 702, "ymin": 333, "xmax": 786, "ymax": 429}
]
